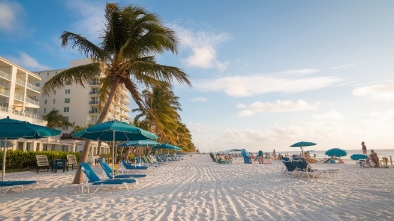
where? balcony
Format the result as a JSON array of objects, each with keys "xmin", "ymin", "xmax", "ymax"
[
  {"xmin": 89, "ymin": 100, "xmax": 99, "ymax": 104},
  {"xmin": 89, "ymin": 110, "xmax": 99, "ymax": 114},
  {"xmin": 14, "ymin": 93, "xmax": 24, "ymax": 101},
  {"xmin": 25, "ymin": 97, "xmax": 40, "ymax": 106},
  {"xmin": 0, "ymin": 88, "xmax": 10, "ymax": 97},
  {"xmin": 0, "ymin": 71, "xmax": 11, "ymax": 80},
  {"xmin": 26, "ymin": 82, "xmax": 40, "ymax": 91},
  {"xmin": 16, "ymin": 78, "xmax": 25, "ymax": 86},
  {"xmin": 89, "ymin": 91, "xmax": 98, "ymax": 95}
]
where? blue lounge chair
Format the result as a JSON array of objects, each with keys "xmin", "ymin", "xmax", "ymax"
[
  {"xmin": 80, "ymin": 163, "xmax": 137, "ymax": 194},
  {"xmin": 100, "ymin": 162, "xmax": 147, "ymax": 179},
  {"xmin": 292, "ymin": 158, "xmax": 339, "ymax": 178},
  {"xmin": 281, "ymin": 160, "xmax": 297, "ymax": 176},
  {"xmin": 120, "ymin": 160, "xmax": 148, "ymax": 170},
  {"xmin": 0, "ymin": 180, "xmax": 37, "ymax": 195}
]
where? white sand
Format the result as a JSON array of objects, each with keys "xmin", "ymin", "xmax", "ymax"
[{"xmin": 1, "ymin": 155, "xmax": 394, "ymax": 221}]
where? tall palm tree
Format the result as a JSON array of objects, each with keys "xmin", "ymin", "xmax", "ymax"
[
  {"xmin": 42, "ymin": 3, "xmax": 191, "ymax": 184},
  {"xmin": 133, "ymin": 82, "xmax": 195, "ymax": 151}
]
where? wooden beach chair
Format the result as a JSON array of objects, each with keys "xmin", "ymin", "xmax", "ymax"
[{"xmin": 36, "ymin": 155, "xmax": 51, "ymax": 173}]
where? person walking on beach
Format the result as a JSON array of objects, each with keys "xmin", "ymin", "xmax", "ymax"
[{"xmin": 361, "ymin": 141, "xmax": 367, "ymax": 155}]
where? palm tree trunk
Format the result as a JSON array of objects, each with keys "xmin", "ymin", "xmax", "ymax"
[{"xmin": 72, "ymin": 79, "xmax": 121, "ymax": 184}]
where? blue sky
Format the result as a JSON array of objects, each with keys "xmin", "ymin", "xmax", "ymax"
[{"xmin": 1, "ymin": 0, "xmax": 394, "ymax": 153}]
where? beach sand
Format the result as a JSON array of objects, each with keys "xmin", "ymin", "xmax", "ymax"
[{"xmin": 1, "ymin": 155, "xmax": 394, "ymax": 221}]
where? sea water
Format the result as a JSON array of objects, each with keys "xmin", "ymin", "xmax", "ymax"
[{"xmin": 275, "ymin": 149, "xmax": 394, "ymax": 160}]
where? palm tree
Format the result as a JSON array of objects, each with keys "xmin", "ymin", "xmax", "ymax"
[
  {"xmin": 42, "ymin": 110, "xmax": 71, "ymax": 129},
  {"xmin": 133, "ymin": 82, "xmax": 195, "ymax": 151},
  {"xmin": 42, "ymin": 3, "xmax": 191, "ymax": 184}
]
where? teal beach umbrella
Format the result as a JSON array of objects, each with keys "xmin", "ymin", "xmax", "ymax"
[
  {"xmin": 0, "ymin": 116, "xmax": 61, "ymax": 181},
  {"xmin": 325, "ymin": 148, "xmax": 347, "ymax": 158},
  {"xmin": 290, "ymin": 141, "xmax": 316, "ymax": 154},
  {"xmin": 72, "ymin": 120, "xmax": 157, "ymax": 179}
]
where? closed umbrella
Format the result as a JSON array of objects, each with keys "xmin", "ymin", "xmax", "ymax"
[
  {"xmin": 0, "ymin": 116, "xmax": 61, "ymax": 181},
  {"xmin": 325, "ymin": 148, "xmax": 347, "ymax": 158},
  {"xmin": 72, "ymin": 120, "xmax": 157, "ymax": 179},
  {"xmin": 290, "ymin": 141, "xmax": 316, "ymax": 154}
]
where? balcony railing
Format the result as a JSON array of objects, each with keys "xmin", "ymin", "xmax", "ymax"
[
  {"xmin": 0, "ymin": 89, "xmax": 10, "ymax": 96},
  {"xmin": 89, "ymin": 110, "xmax": 99, "ymax": 114},
  {"xmin": 26, "ymin": 82, "xmax": 40, "ymax": 91},
  {"xmin": 16, "ymin": 78, "xmax": 25, "ymax": 86},
  {"xmin": 0, "ymin": 71, "xmax": 11, "ymax": 80},
  {"xmin": 89, "ymin": 100, "xmax": 99, "ymax": 104},
  {"xmin": 90, "ymin": 81, "xmax": 100, "ymax": 85},
  {"xmin": 14, "ymin": 93, "xmax": 24, "ymax": 101},
  {"xmin": 0, "ymin": 107, "xmax": 43, "ymax": 120},
  {"xmin": 25, "ymin": 97, "xmax": 40, "ymax": 106},
  {"xmin": 89, "ymin": 91, "xmax": 98, "ymax": 95}
]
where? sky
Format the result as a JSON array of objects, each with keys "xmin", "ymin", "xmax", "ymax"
[{"xmin": 1, "ymin": 0, "xmax": 394, "ymax": 153}]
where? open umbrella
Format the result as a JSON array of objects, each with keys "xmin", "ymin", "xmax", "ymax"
[
  {"xmin": 153, "ymin": 143, "xmax": 182, "ymax": 151},
  {"xmin": 118, "ymin": 140, "xmax": 160, "ymax": 164},
  {"xmin": 290, "ymin": 141, "xmax": 316, "ymax": 154},
  {"xmin": 0, "ymin": 116, "xmax": 61, "ymax": 181},
  {"xmin": 72, "ymin": 120, "xmax": 157, "ymax": 179},
  {"xmin": 350, "ymin": 154, "xmax": 369, "ymax": 160},
  {"xmin": 325, "ymin": 148, "xmax": 347, "ymax": 158}
]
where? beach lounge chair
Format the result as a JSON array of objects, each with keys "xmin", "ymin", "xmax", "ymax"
[
  {"xmin": 36, "ymin": 155, "xmax": 51, "ymax": 173},
  {"xmin": 0, "ymin": 180, "xmax": 37, "ymax": 195},
  {"xmin": 67, "ymin": 154, "xmax": 78, "ymax": 171},
  {"xmin": 120, "ymin": 160, "xmax": 148, "ymax": 170},
  {"xmin": 293, "ymin": 158, "xmax": 339, "ymax": 178},
  {"xmin": 100, "ymin": 162, "xmax": 147, "ymax": 179},
  {"xmin": 281, "ymin": 159, "xmax": 298, "ymax": 176},
  {"xmin": 80, "ymin": 163, "xmax": 137, "ymax": 194}
]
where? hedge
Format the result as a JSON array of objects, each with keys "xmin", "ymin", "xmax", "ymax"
[{"xmin": 0, "ymin": 150, "xmax": 81, "ymax": 171}]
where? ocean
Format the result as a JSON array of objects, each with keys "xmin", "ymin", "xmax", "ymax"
[{"xmin": 273, "ymin": 149, "xmax": 394, "ymax": 160}]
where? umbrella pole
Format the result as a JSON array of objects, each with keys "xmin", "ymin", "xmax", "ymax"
[
  {"xmin": 112, "ymin": 130, "xmax": 115, "ymax": 179},
  {"xmin": 2, "ymin": 138, "xmax": 6, "ymax": 181}
]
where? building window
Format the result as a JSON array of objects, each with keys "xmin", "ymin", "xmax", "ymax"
[
  {"xmin": 43, "ymin": 144, "xmax": 48, "ymax": 151},
  {"xmin": 65, "ymin": 98, "xmax": 70, "ymax": 103},
  {"xmin": 36, "ymin": 143, "xmax": 41, "ymax": 152},
  {"xmin": 18, "ymin": 142, "xmax": 24, "ymax": 151},
  {"xmin": 35, "ymin": 83, "xmax": 40, "ymax": 87},
  {"xmin": 54, "ymin": 90, "xmax": 56, "ymax": 95},
  {"xmin": 65, "ymin": 89, "xmax": 70, "ymax": 94},
  {"xmin": 62, "ymin": 126, "xmax": 68, "ymax": 130},
  {"xmin": 26, "ymin": 143, "xmax": 32, "ymax": 152},
  {"xmin": 43, "ymin": 108, "xmax": 46, "ymax": 113},
  {"xmin": 44, "ymin": 100, "xmax": 47, "ymax": 104},
  {"xmin": 62, "ymin": 145, "xmax": 67, "ymax": 152},
  {"xmin": 53, "ymin": 99, "xmax": 55, "ymax": 104},
  {"xmin": 64, "ymin": 107, "xmax": 69, "ymax": 112},
  {"xmin": 64, "ymin": 116, "xmax": 69, "ymax": 122},
  {"xmin": 66, "ymin": 81, "xmax": 71, "ymax": 85}
]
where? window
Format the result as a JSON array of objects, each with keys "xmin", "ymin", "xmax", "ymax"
[
  {"xmin": 44, "ymin": 100, "xmax": 47, "ymax": 104},
  {"xmin": 54, "ymin": 90, "xmax": 56, "ymax": 95},
  {"xmin": 43, "ymin": 144, "xmax": 48, "ymax": 151},
  {"xmin": 62, "ymin": 145, "xmax": 68, "ymax": 152},
  {"xmin": 64, "ymin": 116, "xmax": 69, "ymax": 122},
  {"xmin": 62, "ymin": 126, "xmax": 68, "ymax": 130},
  {"xmin": 64, "ymin": 107, "xmax": 69, "ymax": 112},
  {"xmin": 36, "ymin": 143, "xmax": 41, "ymax": 152},
  {"xmin": 53, "ymin": 99, "xmax": 55, "ymax": 104},
  {"xmin": 65, "ymin": 89, "xmax": 70, "ymax": 94},
  {"xmin": 43, "ymin": 108, "xmax": 46, "ymax": 113},
  {"xmin": 66, "ymin": 81, "xmax": 71, "ymax": 85},
  {"xmin": 18, "ymin": 142, "xmax": 24, "ymax": 151},
  {"xmin": 65, "ymin": 98, "xmax": 70, "ymax": 103},
  {"xmin": 26, "ymin": 143, "xmax": 32, "ymax": 152},
  {"xmin": 35, "ymin": 83, "xmax": 40, "ymax": 87}
]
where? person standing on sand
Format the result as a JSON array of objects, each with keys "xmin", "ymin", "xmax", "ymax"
[{"xmin": 362, "ymin": 141, "xmax": 367, "ymax": 155}]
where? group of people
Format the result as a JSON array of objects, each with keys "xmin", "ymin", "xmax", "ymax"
[{"xmin": 362, "ymin": 141, "xmax": 381, "ymax": 167}]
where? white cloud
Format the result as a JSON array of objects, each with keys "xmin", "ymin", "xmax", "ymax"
[
  {"xmin": 7, "ymin": 53, "xmax": 51, "ymax": 71},
  {"xmin": 63, "ymin": 0, "xmax": 105, "ymax": 41},
  {"xmin": 0, "ymin": 1, "xmax": 24, "ymax": 34},
  {"xmin": 194, "ymin": 74, "xmax": 340, "ymax": 97},
  {"xmin": 237, "ymin": 100, "xmax": 316, "ymax": 117},
  {"xmin": 191, "ymin": 97, "xmax": 207, "ymax": 102},
  {"xmin": 276, "ymin": 69, "xmax": 320, "ymax": 76},
  {"xmin": 353, "ymin": 85, "xmax": 394, "ymax": 100},
  {"xmin": 312, "ymin": 110, "xmax": 346, "ymax": 121},
  {"xmin": 330, "ymin": 63, "xmax": 356, "ymax": 71},
  {"xmin": 171, "ymin": 25, "xmax": 230, "ymax": 71}
]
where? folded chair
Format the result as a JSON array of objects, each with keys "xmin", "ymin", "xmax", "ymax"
[
  {"xmin": 100, "ymin": 162, "xmax": 147, "ymax": 179},
  {"xmin": 36, "ymin": 155, "xmax": 51, "ymax": 173},
  {"xmin": 0, "ymin": 180, "xmax": 38, "ymax": 195},
  {"xmin": 80, "ymin": 163, "xmax": 137, "ymax": 194}
]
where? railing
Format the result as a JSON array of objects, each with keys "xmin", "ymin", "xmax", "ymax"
[
  {"xmin": 0, "ymin": 107, "xmax": 43, "ymax": 120},
  {"xmin": 89, "ymin": 91, "xmax": 98, "ymax": 94},
  {"xmin": 0, "ymin": 106, "xmax": 7, "ymax": 112},
  {"xmin": 16, "ymin": 78, "xmax": 25, "ymax": 86},
  {"xmin": 89, "ymin": 100, "xmax": 99, "ymax": 104},
  {"xmin": 14, "ymin": 93, "xmax": 24, "ymax": 101},
  {"xmin": 0, "ymin": 89, "xmax": 10, "ymax": 96},
  {"xmin": 26, "ymin": 82, "xmax": 40, "ymax": 91},
  {"xmin": 0, "ymin": 71, "xmax": 11, "ymax": 80},
  {"xmin": 89, "ymin": 110, "xmax": 99, "ymax": 114},
  {"xmin": 90, "ymin": 81, "xmax": 100, "ymax": 85},
  {"xmin": 25, "ymin": 97, "xmax": 40, "ymax": 106}
]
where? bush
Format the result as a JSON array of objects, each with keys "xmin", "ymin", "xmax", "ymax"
[{"xmin": 0, "ymin": 150, "xmax": 81, "ymax": 171}]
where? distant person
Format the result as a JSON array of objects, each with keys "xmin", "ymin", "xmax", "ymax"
[
  {"xmin": 366, "ymin": 149, "xmax": 379, "ymax": 167},
  {"xmin": 361, "ymin": 141, "xmax": 367, "ymax": 155}
]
